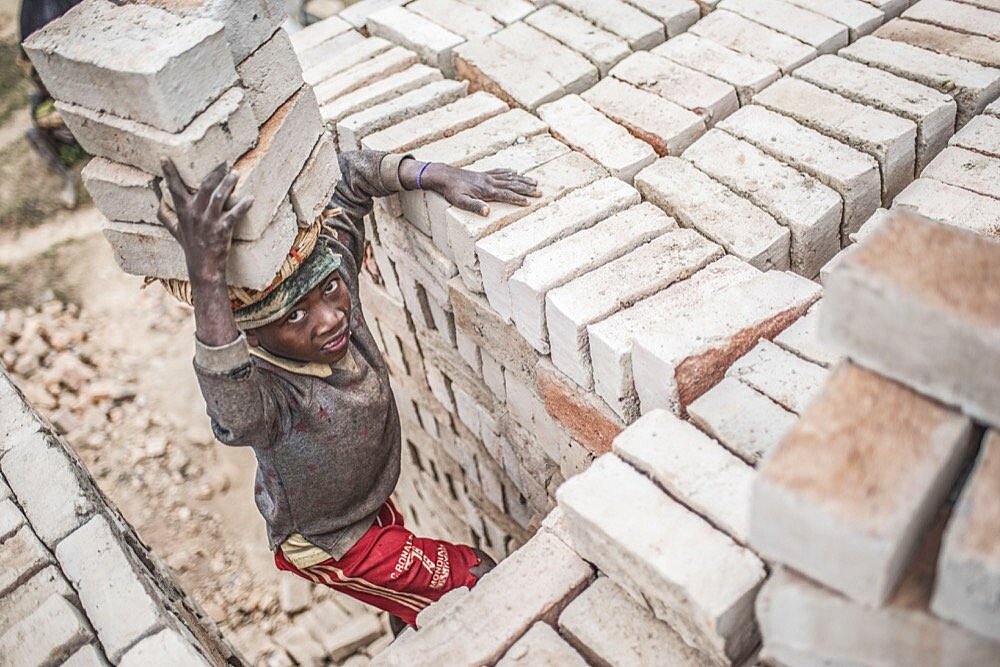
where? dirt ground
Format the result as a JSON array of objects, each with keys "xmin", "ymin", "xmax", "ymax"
[{"xmin": 0, "ymin": 3, "xmax": 387, "ymax": 663}]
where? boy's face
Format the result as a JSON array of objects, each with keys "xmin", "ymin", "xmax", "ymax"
[{"xmin": 247, "ymin": 272, "xmax": 353, "ymax": 364}]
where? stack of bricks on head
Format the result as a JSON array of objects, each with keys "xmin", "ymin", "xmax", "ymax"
[{"xmin": 23, "ymin": 0, "xmax": 339, "ymax": 290}]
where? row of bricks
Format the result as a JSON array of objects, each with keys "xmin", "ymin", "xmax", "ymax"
[{"xmin": 0, "ymin": 374, "xmax": 221, "ymax": 665}]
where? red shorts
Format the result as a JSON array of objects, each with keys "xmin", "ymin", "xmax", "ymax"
[{"xmin": 274, "ymin": 500, "xmax": 481, "ymax": 625}]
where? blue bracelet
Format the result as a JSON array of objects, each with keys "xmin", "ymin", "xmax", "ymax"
[{"xmin": 416, "ymin": 161, "xmax": 432, "ymax": 190}]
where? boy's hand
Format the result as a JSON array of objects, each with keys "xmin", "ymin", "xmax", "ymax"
[
  {"xmin": 157, "ymin": 159, "xmax": 253, "ymax": 285},
  {"xmin": 403, "ymin": 161, "xmax": 541, "ymax": 216}
]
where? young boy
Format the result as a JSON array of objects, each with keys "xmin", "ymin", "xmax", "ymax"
[{"xmin": 158, "ymin": 150, "xmax": 539, "ymax": 629}]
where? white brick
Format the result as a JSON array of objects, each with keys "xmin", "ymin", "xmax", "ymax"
[
  {"xmin": 549, "ymin": 233, "xmax": 725, "ymax": 390},
  {"xmin": 290, "ymin": 14, "xmax": 353, "ymax": 56},
  {"xmin": 62, "ymin": 644, "xmax": 107, "ymax": 667},
  {"xmin": 718, "ymin": 105, "xmax": 881, "ymax": 239},
  {"xmin": 155, "ymin": 0, "xmax": 286, "ymax": 64},
  {"xmin": 922, "ymin": 146, "xmax": 1000, "ymax": 200},
  {"xmin": 875, "ymin": 17, "xmax": 1000, "ymax": 69},
  {"xmin": 452, "ymin": 36, "xmax": 565, "ymax": 111},
  {"xmin": 932, "ymin": 431, "xmax": 1000, "ymax": 642},
  {"xmin": 340, "ymin": 0, "xmax": 406, "ymax": 28},
  {"xmin": 302, "ymin": 35, "xmax": 392, "ymax": 87},
  {"xmin": 614, "ymin": 410, "xmax": 755, "ymax": 543},
  {"xmin": 624, "ymin": 0, "xmax": 701, "ymax": 36},
  {"xmin": 652, "ymin": 33, "xmax": 780, "ymax": 105},
  {"xmin": 840, "ymin": 36, "xmax": 1000, "ymax": 126},
  {"xmin": 0, "ymin": 499, "xmax": 24, "ymax": 542},
  {"xmin": 337, "ymin": 79, "xmax": 468, "ymax": 151},
  {"xmin": 448, "ymin": 150, "xmax": 606, "ymax": 292},
  {"xmin": 581, "ymin": 77, "xmax": 704, "ymax": 157},
  {"xmin": 726, "ymin": 339, "xmax": 828, "ymax": 415},
  {"xmin": 754, "ymin": 76, "xmax": 917, "ymax": 203},
  {"xmin": 718, "ymin": 0, "xmax": 848, "ymax": 52},
  {"xmin": 297, "ymin": 25, "xmax": 366, "ymax": 73},
  {"xmin": 630, "ymin": 269, "xmax": 820, "ymax": 418},
  {"xmin": 58, "ymin": 87, "xmax": 257, "ymax": 190},
  {"xmin": 554, "ymin": 0, "xmax": 665, "ymax": 49},
  {"xmin": 864, "ymin": 0, "xmax": 910, "ymax": 17},
  {"xmin": 751, "ymin": 363, "xmax": 975, "ymax": 605},
  {"xmin": 23, "ymin": 0, "xmax": 237, "ymax": 133},
  {"xmin": 478, "ymin": 177, "xmax": 640, "ymax": 321},
  {"xmin": 120, "ymin": 629, "xmax": 210, "ymax": 666},
  {"xmin": 2, "ymin": 434, "xmax": 95, "ymax": 546},
  {"xmin": 366, "ymin": 6, "xmax": 464, "ymax": 75},
  {"xmin": 950, "ymin": 113, "xmax": 1000, "ymax": 158},
  {"xmin": 363, "ymin": 91, "xmax": 508, "ymax": 153},
  {"xmin": 408, "ymin": 0, "xmax": 502, "ymax": 40},
  {"xmin": 81, "ymin": 158, "xmax": 159, "ymax": 224},
  {"xmin": 321, "ymin": 63, "xmax": 442, "ymax": 126},
  {"xmin": 785, "ymin": 0, "xmax": 884, "ymax": 40},
  {"xmin": 636, "ymin": 156, "xmax": 790, "ymax": 270},
  {"xmin": 903, "ymin": 0, "xmax": 1000, "ymax": 39},
  {"xmin": 689, "ymin": 9, "xmax": 816, "ymax": 73},
  {"xmin": 103, "ymin": 199, "xmax": 297, "ymax": 289},
  {"xmin": 559, "ymin": 577, "xmax": 709, "ymax": 666},
  {"xmin": 457, "ymin": 0, "xmax": 533, "ymax": 25},
  {"xmin": 821, "ymin": 214, "xmax": 1000, "ymax": 427},
  {"xmin": 0, "ymin": 525, "xmax": 53, "ymax": 597},
  {"xmin": 497, "ymin": 622, "xmax": 587, "ymax": 666},
  {"xmin": 794, "ymin": 54, "xmax": 957, "ymax": 172},
  {"xmin": 538, "ymin": 95, "xmax": 656, "ymax": 183},
  {"xmin": 0, "ymin": 594, "xmax": 91, "ymax": 666},
  {"xmin": 684, "ymin": 129, "xmax": 842, "ymax": 277},
  {"xmin": 290, "ymin": 132, "xmax": 340, "ymax": 225},
  {"xmin": 491, "ymin": 23, "xmax": 600, "ymax": 96},
  {"xmin": 893, "ymin": 178, "xmax": 1000, "ymax": 238},
  {"xmin": 611, "ymin": 51, "xmax": 738, "ymax": 127},
  {"xmin": 510, "ymin": 203, "xmax": 673, "ymax": 351},
  {"xmin": 410, "ymin": 109, "xmax": 548, "ymax": 167},
  {"xmin": 313, "ymin": 46, "xmax": 419, "ymax": 106},
  {"xmin": 317, "ymin": 614, "xmax": 384, "ymax": 661},
  {"xmin": 773, "ymin": 302, "xmax": 842, "ymax": 367},
  {"xmin": 687, "ymin": 376, "xmax": 797, "ymax": 465},
  {"xmin": 557, "ymin": 455, "xmax": 765, "ymax": 665},
  {"xmin": 524, "ymin": 5, "xmax": 630, "ymax": 77},
  {"xmin": 986, "ymin": 96, "xmax": 1000, "ymax": 117},
  {"xmin": 237, "ymin": 28, "xmax": 302, "ymax": 127}
]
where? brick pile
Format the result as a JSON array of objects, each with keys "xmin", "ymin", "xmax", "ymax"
[
  {"xmin": 0, "ymin": 371, "xmax": 241, "ymax": 665},
  {"xmin": 23, "ymin": 0, "xmax": 341, "ymax": 291}
]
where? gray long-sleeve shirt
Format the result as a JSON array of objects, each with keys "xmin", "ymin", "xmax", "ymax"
[{"xmin": 192, "ymin": 151, "xmax": 407, "ymax": 559}]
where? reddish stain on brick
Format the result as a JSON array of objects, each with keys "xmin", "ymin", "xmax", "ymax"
[{"xmin": 537, "ymin": 365, "xmax": 623, "ymax": 456}]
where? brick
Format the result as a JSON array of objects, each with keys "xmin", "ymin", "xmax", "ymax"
[
  {"xmin": 875, "ymin": 18, "xmax": 1000, "ymax": 68},
  {"xmin": 903, "ymin": 0, "xmax": 1000, "ymax": 39},
  {"xmin": 302, "ymin": 36, "xmax": 393, "ymax": 87},
  {"xmin": 408, "ymin": 0, "xmax": 502, "ymax": 40},
  {"xmin": 614, "ymin": 410, "xmax": 755, "ymax": 543},
  {"xmin": 555, "ymin": 0, "xmax": 665, "ymax": 49},
  {"xmin": 337, "ymin": 79, "xmax": 468, "ymax": 151},
  {"xmin": 752, "ymin": 362, "xmax": 975, "ymax": 605},
  {"xmin": 478, "ymin": 177, "xmax": 640, "ymax": 321},
  {"xmin": 81, "ymin": 158, "xmax": 160, "ymax": 224},
  {"xmin": 510, "ymin": 203, "xmax": 672, "ymax": 351},
  {"xmin": 718, "ymin": 0, "xmax": 848, "ymax": 52},
  {"xmin": 448, "ymin": 150, "xmax": 605, "ymax": 292},
  {"xmin": 0, "ymin": 566, "xmax": 76, "ymax": 637},
  {"xmin": 581, "ymin": 77, "xmax": 704, "ymax": 157},
  {"xmin": 290, "ymin": 132, "xmax": 340, "ymax": 226},
  {"xmin": 0, "ymin": 499, "xmax": 24, "ymax": 542},
  {"xmin": 548, "ymin": 231, "xmax": 725, "ymax": 391},
  {"xmin": 864, "ymin": 0, "xmax": 911, "ymax": 17},
  {"xmin": 366, "ymin": 6, "xmax": 464, "ymax": 75},
  {"xmin": 315, "ymin": 615, "xmax": 383, "ymax": 661},
  {"xmin": 624, "ymin": 0, "xmax": 701, "ymax": 36},
  {"xmin": 652, "ymin": 33, "xmax": 780, "ymax": 106},
  {"xmin": 784, "ymin": 0, "xmax": 884, "ymax": 40},
  {"xmin": 453, "ymin": 36, "xmax": 566, "ymax": 111},
  {"xmin": 58, "ymin": 87, "xmax": 257, "ymax": 190},
  {"xmin": 0, "ymin": 594, "xmax": 91, "ymax": 666},
  {"xmin": 0, "ymin": 525, "xmax": 54, "ymax": 598},
  {"xmin": 559, "ymin": 577, "xmax": 708, "ymax": 667},
  {"xmin": 491, "ymin": 23, "xmax": 600, "ymax": 97},
  {"xmin": 557, "ymin": 455, "xmax": 765, "ymax": 664},
  {"xmin": 149, "ymin": 0, "xmax": 286, "ymax": 64},
  {"xmin": 932, "ymin": 431, "xmax": 1000, "ymax": 641},
  {"xmin": 23, "ymin": 0, "xmax": 236, "ymax": 133},
  {"xmin": 636, "ymin": 155, "xmax": 790, "ymax": 270},
  {"xmin": 754, "ymin": 76, "xmax": 917, "ymax": 204},
  {"xmin": 496, "ymin": 622, "xmax": 587, "ymax": 666},
  {"xmin": 922, "ymin": 146, "xmax": 1000, "ymax": 200},
  {"xmin": 119, "ymin": 628, "xmax": 209, "ymax": 666},
  {"xmin": 718, "ymin": 105, "xmax": 881, "ymax": 240},
  {"xmin": 688, "ymin": 9, "xmax": 816, "ymax": 73},
  {"xmin": 457, "ymin": 0, "xmax": 533, "ymax": 25},
  {"xmin": 102, "ymin": 198, "xmax": 296, "ymax": 289},
  {"xmin": 321, "ymin": 64, "xmax": 442, "ymax": 127},
  {"xmin": 363, "ymin": 91, "xmax": 508, "ymax": 153},
  {"xmin": 2, "ymin": 434, "xmax": 95, "ymax": 547},
  {"xmin": 536, "ymin": 361, "xmax": 626, "ymax": 456},
  {"xmin": 611, "ymin": 51, "xmax": 738, "ymax": 127},
  {"xmin": 950, "ymin": 113, "xmax": 1000, "ymax": 158},
  {"xmin": 340, "ymin": 0, "xmax": 405, "ymax": 28},
  {"xmin": 376, "ymin": 212, "xmax": 457, "ymax": 285},
  {"xmin": 236, "ymin": 28, "xmax": 302, "ymax": 126},
  {"xmin": 821, "ymin": 214, "xmax": 1000, "ymax": 427},
  {"xmin": 375, "ymin": 531, "xmax": 592, "ymax": 665},
  {"xmin": 62, "ymin": 645, "xmax": 107, "ymax": 666},
  {"xmin": 630, "ymin": 268, "xmax": 820, "ymax": 417},
  {"xmin": 794, "ymin": 54, "xmax": 957, "ymax": 172},
  {"xmin": 505, "ymin": 371, "xmax": 572, "ymax": 462},
  {"xmin": 525, "ymin": 6, "xmax": 630, "ymax": 77},
  {"xmin": 410, "ymin": 109, "xmax": 548, "ymax": 167},
  {"xmin": 313, "ymin": 46, "xmax": 419, "ymax": 107},
  {"xmin": 684, "ymin": 129, "xmax": 842, "ymax": 278},
  {"xmin": 538, "ymin": 95, "xmax": 657, "ymax": 183},
  {"xmin": 290, "ymin": 14, "xmax": 353, "ymax": 58},
  {"xmin": 687, "ymin": 376, "xmax": 797, "ymax": 465},
  {"xmin": 893, "ymin": 178, "xmax": 1000, "ymax": 238},
  {"xmin": 772, "ymin": 302, "xmax": 841, "ymax": 367},
  {"xmin": 726, "ymin": 339, "xmax": 828, "ymax": 416},
  {"xmin": 840, "ymin": 36, "xmax": 1000, "ymax": 127}
]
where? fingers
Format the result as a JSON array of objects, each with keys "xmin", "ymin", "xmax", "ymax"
[
  {"xmin": 157, "ymin": 199, "xmax": 181, "ymax": 239},
  {"xmin": 194, "ymin": 162, "xmax": 228, "ymax": 212},
  {"xmin": 484, "ymin": 187, "xmax": 530, "ymax": 207},
  {"xmin": 160, "ymin": 158, "xmax": 191, "ymax": 206},
  {"xmin": 208, "ymin": 170, "xmax": 239, "ymax": 221},
  {"xmin": 222, "ymin": 196, "xmax": 254, "ymax": 232},
  {"xmin": 489, "ymin": 173, "xmax": 541, "ymax": 196},
  {"xmin": 453, "ymin": 193, "xmax": 489, "ymax": 217}
]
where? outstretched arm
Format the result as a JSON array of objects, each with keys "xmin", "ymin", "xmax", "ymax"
[{"xmin": 398, "ymin": 159, "xmax": 541, "ymax": 217}]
